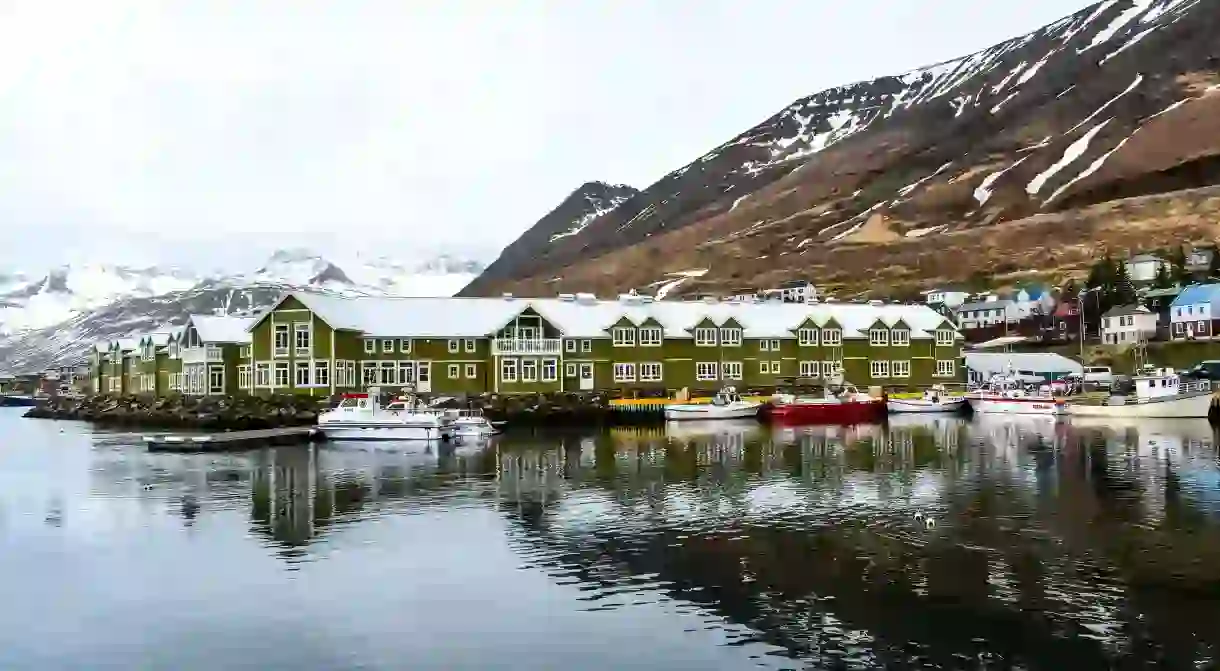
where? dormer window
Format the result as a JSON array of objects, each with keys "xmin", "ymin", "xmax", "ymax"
[
  {"xmin": 612, "ymin": 327, "xmax": 635, "ymax": 347},
  {"xmin": 638, "ymin": 326, "xmax": 662, "ymax": 346},
  {"xmin": 821, "ymin": 328, "xmax": 842, "ymax": 346},
  {"xmin": 935, "ymin": 329, "xmax": 955, "ymax": 346},
  {"xmin": 869, "ymin": 329, "xmax": 888, "ymax": 346},
  {"xmin": 890, "ymin": 329, "xmax": 909, "ymax": 346},
  {"xmin": 797, "ymin": 328, "xmax": 818, "ymax": 346},
  {"xmin": 719, "ymin": 327, "xmax": 742, "ymax": 346},
  {"xmin": 694, "ymin": 327, "xmax": 717, "ymax": 346}
]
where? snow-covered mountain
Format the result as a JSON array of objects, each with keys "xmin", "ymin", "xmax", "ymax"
[{"xmin": 0, "ymin": 250, "xmax": 486, "ymax": 372}]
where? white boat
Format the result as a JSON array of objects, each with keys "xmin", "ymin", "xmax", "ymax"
[
  {"xmin": 966, "ymin": 375, "xmax": 1067, "ymax": 416},
  {"xmin": 444, "ymin": 409, "xmax": 503, "ymax": 438},
  {"xmin": 886, "ymin": 384, "xmax": 967, "ymax": 414},
  {"xmin": 664, "ymin": 386, "xmax": 762, "ymax": 421},
  {"xmin": 316, "ymin": 388, "xmax": 457, "ymax": 441},
  {"xmin": 1067, "ymin": 367, "xmax": 1215, "ymax": 418}
]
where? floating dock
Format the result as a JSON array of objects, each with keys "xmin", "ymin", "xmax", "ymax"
[{"xmin": 143, "ymin": 427, "xmax": 321, "ymax": 452}]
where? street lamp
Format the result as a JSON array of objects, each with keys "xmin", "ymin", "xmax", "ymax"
[{"xmin": 1077, "ymin": 286, "xmax": 1101, "ymax": 362}]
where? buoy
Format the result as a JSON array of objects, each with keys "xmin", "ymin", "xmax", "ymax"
[
  {"xmin": 913, "ymin": 511, "xmax": 924, "ymax": 521},
  {"xmin": 142, "ymin": 484, "xmax": 153, "ymax": 491},
  {"xmin": 925, "ymin": 518, "xmax": 936, "ymax": 529}
]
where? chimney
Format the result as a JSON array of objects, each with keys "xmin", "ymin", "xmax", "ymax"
[
  {"xmin": 557, "ymin": 293, "xmax": 575, "ymax": 302},
  {"xmin": 502, "ymin": 292, "xmax": 514, "ymax": 301},
  {"xmin": 576, "ymin": 292, "xmax": 597, "ymax": 305},
  {"xmin": 702, "ymin": 296, "xmax": 717, "ymax": 304}
]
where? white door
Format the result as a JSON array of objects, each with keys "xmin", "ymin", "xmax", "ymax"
[
  {"xmin": 579, "ymin": 362, "xmax": 594, "ymax": 391},
  {"xmin": 416, "ymin": 361, "xmax": 431, "ymax": 392}
]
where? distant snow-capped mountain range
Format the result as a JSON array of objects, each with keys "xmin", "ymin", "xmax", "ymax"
[{"xmin": 0, "ymin": 249, "xmax": 486, "ymax": 372}]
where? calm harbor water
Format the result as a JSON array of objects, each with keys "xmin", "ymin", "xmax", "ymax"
[{"xmin": 4, "ymin": 409, "xmax": 1220, "ymax": 668}]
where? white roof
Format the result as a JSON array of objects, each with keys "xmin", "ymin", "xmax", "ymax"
[
  {"xmin": 189, "ymin": 315, "xmax": 255, "ymax": 344},
  {"xmin": 265, "ymin": 292, "xmax": 958, "ymax": 340},
  {"xmin": 964, "ymin": 352, "xmax": 1083, "ymax": 376}
]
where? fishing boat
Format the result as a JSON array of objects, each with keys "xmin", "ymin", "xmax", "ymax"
[
  {"xmin": 445, "ymin": 409, "xmax": 503, "ymax": 438},
  {"xmin": 966, "ymin": 375, "xmax": 1067, "ymax": 416},
  {"xmin": 1067, "ymin": 366, "xmax": 1214, "ymax": 418},
  {"xmin": 886, "ymin": 384, "xmax": 967, "ymax": 414},
  {"xmin": 663, "ymin": 386, "xmax": 762, "ymax": 421},
  {"xmin": 768, "ymin": 378, "xmax": 885, "ymax": 424},
  {"xmin": 315, "ymin": 388, "xmax": 457, "ymax": 441}
]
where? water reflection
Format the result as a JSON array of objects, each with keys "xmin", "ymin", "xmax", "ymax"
[{"xmin": 9, "ymin": 414, "xmax": 1220, "ymax": 668}]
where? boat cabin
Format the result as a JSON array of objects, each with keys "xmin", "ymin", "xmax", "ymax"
[
  {"xmin": 710, "ymin": 386, "xmax": 743, "ymax": 406},
  {"xmin": 1131, "ymin": 367, "xmax": 1191, "ymax": 399}
]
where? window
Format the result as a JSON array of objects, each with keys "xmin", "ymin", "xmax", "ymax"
[
  {"xmin": 333, "ymin": 361, "xmax": 347, "ymax": 387},
  {"xmin": 822, "ymin": 360, "xmax": 842, "ymax": 377},
  {"xmin": 501, "ymin": 358, "xmax": 518, "ymax": 382},
  {"xmin": 362, "ymin": 361, "xmax": 378, "ymax": 384},
  {"xmin": 398, "ymin": 361, "xmax": 415, "ymax": 384},
  {"xmin": 869, "ymin": 329, "xmax": 889, "ymax": 346},
  {"xmin": 891, "ymin": 360, "xmax": 910, "ymax": 378},
  {"xmin": 448, "ymin": 364, "xmax": 460, "ymax": 379},
  {"xmin": 797, "ymin": 328, "xmax": 818, "ymax": 346},
  {"xmin": 696, "ymin": 362, "xmax": 719, "ymax": 381},
  {"xmin": 448, "ymin": 339, "xmax": 460, "ymax": 353},
  {"xmin": 822, "ymin": 329, "xmax": 842, "ymax": 346},
  {"xmin": 720, "ymin": 328, "xmax": 742, "ymax": 346},
  {"xmin": 314, "ymin": 360, "xmax": 330, "ymax": 387},
  {"xmin": 295, "ymin": 361, "xmax": 311, "ymax": 386},
  {"xmin": 379, "ymin": 361, "xmax": 396, "ymax": 385},
  {"xmin": 935, "ymin": 329, "xmax": 955, "ymax": 346},
  {"xmin": 565, "ymin": 339, "xmax": 576, "ymax": 353},
  {"xmin": 274, "ymin": 362, "xmax": 290, "ymax": 387},
  {"xmin": 891, "ymin": 330, "xmax": 909, "ymax": 346},
  {"xmin": 542, "ymin": 359, "xmax": 557, "ymax": 382},
  {"xmin": 760, "ymin": 339, "xmax": 771, "ymax": 351},
  {"xmin": 694, "ymin": 327, "xmax": 717, "ymax": 346},
  {"xmin": 639, "ymin": 327, "xmax": 663, "ymax": 346},
  {"xmin": 364, "ymin": 339, "xmax": 376, "ymax": 354},
  {"xmin": 936, "ymin": 359, "xmax": 956, "ymax": 377},
  {"xmin": 580, "ymin": 339, "xmax": 592, "ymax": 353},
  {"xmin": 639, "ymin": 362, "xmax": 663, "ymax": 381},
  {"xmin": 565, "ymin": 363, "xmax": 577, "ymax": 377},
  {"xmin": 769, "ymin": 339, "xmax": 780, "ymax": 351},
  {"xmin": 238, "ymin": 365, "xmax": 251, "ymax": 389},
  {"xmin": 464, "ymin": 338, "xmax": 477, "ymax": 352},
  {"xmin": 274, "ymin": 324, "xmax": 290, "ymax": 357},
  {"xmin": 759, "ymin": 360, "xmax": 771, "ymax": 374},
  {"xmin": 239, "ymin": 346, "xmax": 251, "ymax": 358},
  {"xmin": 400, "ymin": 339, "xmax": 411, "ymax": 353},
  {"xmin": 521, "ymin": 359, "xmax": 538, "ymax": 382},
  {"xmin": 294, "ymin": 323, "xmax": 311, "ymax": 354},
  {"xmin": 612, "ymin": 327, "xmax": 636, "ymax": 347},
  {"xmin": 799, "ymin": 361, "xmax": 819, "ymax": 377},
  {"xmin": 870, "ymin": 360, "xmax": 890, "ymax": 378},
  {"xmin": 613, "ymin": 363, "xmax": 636, "ymax": 382},
  {"xmin": 381, "ymin": 340, "xmax": 394, "ymax": 353},
  {"xmin": 465, "ymin": 364, "xmax": 477, "ymax": 379},
  {"xmin": 208, "ymin": 366, "xmax": 225, "ymax": 394},
  {"xmin": 722, "ymin": 361, "xmax": 743, "ymax": 380}
]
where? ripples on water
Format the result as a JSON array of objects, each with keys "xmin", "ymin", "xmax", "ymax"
[{"xmin": 4, "ymin": 409, "xmax": 1220, "ymax": 668}]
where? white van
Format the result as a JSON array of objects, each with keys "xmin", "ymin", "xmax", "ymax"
[{"xmin": 1082, "ymin": 366, "xmax": 1114, "ymax": 388}]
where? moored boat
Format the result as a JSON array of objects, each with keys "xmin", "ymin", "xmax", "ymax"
[
  {"xmin": 316, "ymin": 388, "xmax": 457, "ymax": 441},
  {"xmin": 1067, "ymin": 366, "xmax": 1214, "ymax": 418},
  {"xmin": 886, "ymin": 384, "xmax": 967, "ymax": 414},
  {"xmin": 768, "ymin": 380, "xmax": 885, "ymax": 424},
  {"xmin": 444, "ymin": 409, "xmax": 503, "ymax": 437},
  {"xmin": 663, "ymin": 386, "xmax": 762, "ymax": 421},
  {"xmin": 966, "ymin": 375, "xmax": 1067, "ymax": 416}
]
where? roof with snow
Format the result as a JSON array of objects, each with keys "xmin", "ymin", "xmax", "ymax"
[
  {"xmin": 257, "ymin": 292, "xmax": 960, "ymax": 340},
  {"xmin": 1102, "ymin": 304, "xmax": 1151, "ymax": 318},
  {"xmin": 1170, "ymin": 284, "xmax": 1220, "ymax": 308},
  {"xmin": 957, "ymin": 299, "xmax": 1013, "ymax": 312},
  {"xmin": 188, "ymin": 315, "xmax": 255, "ymax": 343},
  {"xmin": 1129, "ymin": 254, "xmax": 1164, "ymax": 263}
]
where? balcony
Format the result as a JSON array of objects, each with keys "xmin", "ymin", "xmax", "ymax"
[
  {"xmin": 492, "ymin": 338, "xmax": 563, "ymax": 356},
  {"xmin": 181, "ymin": 346, "xmax": 224, "ymax": 365}
]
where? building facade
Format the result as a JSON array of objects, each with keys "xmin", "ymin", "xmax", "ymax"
[
  {"xmin": 1169, "ymin": 283, "xmax": 1220, "ymax": 340},
  {"xmin": 1101, "ymin": 304, "xmax": 1157, "ymax": 345}
]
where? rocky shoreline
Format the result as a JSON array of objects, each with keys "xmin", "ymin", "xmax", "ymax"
[{"xmin": 22, "ymin": 391, "xmax": 646, "ymax": 431}]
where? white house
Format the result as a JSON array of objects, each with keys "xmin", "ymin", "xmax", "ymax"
[
  {"xmin": 955, "ymin": 298, "xmax": 1017, "ymax": 330},
  {"xmin": 1101, "ymin": 304, "xmax": 1158, "ymax": 345},
  {"xmin": 924, "ymin": 288, "xmax": 971, "ymax": 308},
  {"xmin": 1128, "ymin": 254, "xmax": 1168, "ymax": 283},
  {"xmin": 764, "ymin": 280, "xmax": 816, "ymax": 303},
  {"xmin": 1169, "ymin": 283, "xmax": 1220, "ymax": 339}
]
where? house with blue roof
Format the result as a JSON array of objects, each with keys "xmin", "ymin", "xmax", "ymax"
[{"xmin": 1168, "ymin": 283, "xmax": 1220, "ymax": 339}]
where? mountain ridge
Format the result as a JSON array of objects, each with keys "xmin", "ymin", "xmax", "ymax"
[{"xmin": 460, "ymin": 0, "xmax": 1220, "ymax": 299}]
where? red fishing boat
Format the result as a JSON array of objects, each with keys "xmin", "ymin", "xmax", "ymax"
[{"xmin": 766, "ymin": 379, "xmax": 885, "ymax": 424}]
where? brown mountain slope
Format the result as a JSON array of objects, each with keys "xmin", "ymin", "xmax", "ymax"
[{"xmin": 460, "ymin": 0, "xmax": 1220, "ymax": 298}]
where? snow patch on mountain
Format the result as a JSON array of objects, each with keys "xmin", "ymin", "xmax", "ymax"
[{"xmin": 548, "ymin": 187, "xmax": 635, "ymax": 243}]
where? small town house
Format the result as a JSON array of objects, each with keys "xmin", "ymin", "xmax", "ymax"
[
  {"xmin": 1128, "ymin": 254, "xmax": 1168, "ymax": 283},
  {"xmin": 1169, "ymin": 283, "xmax": 1220, "ymax": 340},
  {"xmin": 924, "ymin": 288, "xmax": 970, "ymax": 309},
  {"xmin": 1101, "ymin": 304, "xmax": 1157, "ymax": 345}
]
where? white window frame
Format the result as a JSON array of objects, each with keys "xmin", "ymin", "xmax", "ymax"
[
  {"xmin": 722, "ymin": 361, "xmax": 743, "ymax": 380},
  {"xmin": 541, "ymin": 358, "xmax": 558, "ymax": 382},
  {"xmin": 759, "ymin": 360, "xmax": 771, "ymax": 374},
  {"xmin": 521, "ymin": 359, "xmax": 538, "ymax": 382},
  {"xmin": 759, "ymin": 339, "xmax": 771, "ymax": 351},
  {"xmin": 464, "ymin": 338, "xmax": 477, "ymax": 353},
  {"xmin": 720, "ymin": 328, "xmax": 742, "ymax": 347},
  {"xmin": 295, "ymin": 360, "xmax": 312, "ymax": 386},
  {"xmin": 364, "ymin": 339, "xmax": 376, "ymax": 354},
  {"xmin": 639, "ymin": 362, "xmax": 663, "ymax": 382},
  {"xmin": 694, "ymin": 327, "xmax": 718, "ymax": 347},
  {"xmin": 448, "ymin": 363, "xmax": 460, "ymax": 379},
  {"xmin": 274, "ymin": 362, "xmax": 290, "ymax": 387},
  {"xmin": 696, "ymin": 362, "xmax": 718, "ymax": 381},
  {"xmin": 565, "ymin": 362, "xmax": 577, "ymax": 377},
  {"xmin": 398, "ymin": 360, "xmax": 415, "ymax": 385},
  {"xmin": 381, "ymin": 339, "xmax": 394, "ymax": 353},
  {"xmin": 313, "ymin": 360, "xmax": 330, "ymax": 387},
  {"xmin": 294, "ymin": 323, "xmax": 311, "ymax": 355},
  {"xmin": 400, "ymin": 339, "xmax": 412, "ymax": 353},
  {"xmin": 448, "ymin": 339, "xmax": 460, "ymax": 353},
  {"xmin": 891, "ymin": 330, "xmax": 909, "ymax": 347},
  {"xmin": 935, "ymin": 330, "xmax": 955, "ymax": 346},
  {"xmin": 612, "ymin": 327, "xmax": 636, "ymax": 347},
  {"xmin": 891, "ymin": 360, "xmax": 910, "ymax": 378},
  {"xmin": 580, "ymin": 339, "xmax": 592, "ymax": 353},
  {"xmin": 564, "ymin": 339, "xmax": 576, "ymax": 353},
  {"xmin": 613, "ymin": 362, "xmax": 636, "ymax": 382},
  {"xmin": 869, "ymin": 329, "xmax": 889, "ymax": 346},
  {"xmin": 501, "ymin": 358, "xmax": 518, "ymax": 383},
  {"xmin": 238, "ymin": 365, "xmax": 251, "ymax": 390},
  {"xmin": 822, "ymin": 360, "xmax": 842, "ymax": 377},
  {"xmin": 870, "ymin": 360, "xmax": 890, "ymax": 378},
  {"xmin": 239, "ymin": 345, "xmax": 251, "ymax": 359},
  {"xmin": 638, "ymin": 327, "xmax": 663, "ymax": 347},
  {"xmin": 465, "ymin": 363, "xmax": 477, "ymax": 379},
  {"xmin": 797, "ymin": 328, "xmax": 818, "ymax": 346},
  {"xmin": 821, "ymin": 329, "xmax": 842, "ymax": 346},
  {"xmin": 208, "ymin": 366, "xmax": 225, "ymax": 394},
  {"xmin": 799, "ymin": 361, "xmax": 818, "ymax": 377},
  {"xmin": 936, "ymin": 359, "xmax": 956, "ymax": 377},
  {"xmin": 362, "ymin": 361, "xmax": 378, "ymax": 385},
  {"xmin": 273, "ymin": 324, "xmax": 290, "ymax": 357},
  {"xmin": 378, "ymin": 361, "xmax": 396, "ymax": 385}
]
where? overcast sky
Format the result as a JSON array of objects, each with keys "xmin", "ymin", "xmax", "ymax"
[{"xmin": 0, "ymin": 0, "xmax": 1091, "ymax": 273}]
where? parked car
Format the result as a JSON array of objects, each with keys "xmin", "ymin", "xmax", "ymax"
[
  {"xmin": 1182, "ymin": 360, "xmax": 1220, "ymax": 380},
  {"xmin": 1082, "ymin": 366, "xmax": 1114, "ymax": 388}
]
